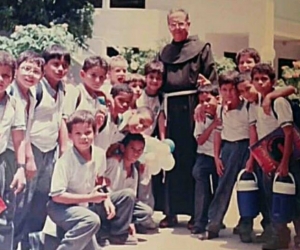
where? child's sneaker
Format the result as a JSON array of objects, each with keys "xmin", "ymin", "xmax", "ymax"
[{"xmin": 109, "ymin": 234, "xmax": 138, "ymax": 245}]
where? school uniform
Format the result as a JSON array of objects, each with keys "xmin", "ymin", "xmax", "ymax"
[
  {"xmin": 0, "ymin": 94, "xmax": 26, "ymax": 250},
  {"xmin": 105, "ymin": 158, "xmax": 152, "ymax": 224},
  {"xmin": 192, "ymin": 114, "xmax": 218, "ymax": 233},
  {"xmin": 20, "ymin": 78, "xmax": 65, "ymax": 250},
  {"xmin": 206, "ymin": 100, "xmax": 251, "ymax": 234},
  {"xmin": 255, "ymin": 96, "xmax": 300, "ymax": 247}
]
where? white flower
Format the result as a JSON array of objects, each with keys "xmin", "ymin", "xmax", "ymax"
[
  {"xmin": 130, "ymin": 61, "xmax": 139, "ymax": 71},
  {"xmin": 61, "ymin": 23, "xmax": 69, "ymax": 30},
  {"xmin": 49, "ymin": 22, "xmax": 54, "ymax": 27}
]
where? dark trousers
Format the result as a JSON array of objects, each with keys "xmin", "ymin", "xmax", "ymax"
[
  {"xmin": 207, "ymin": 139, "xmax": 249, "ymax": 233},
  {"xmin": 192, "ymin": 153, "xmax": 218, "ymax": 231}
]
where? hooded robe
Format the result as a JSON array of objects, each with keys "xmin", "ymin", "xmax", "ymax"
[{"xmin": 152, "ymin": 35, "xmax": 217, "ymax": 215}]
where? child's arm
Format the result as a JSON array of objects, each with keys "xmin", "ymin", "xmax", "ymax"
[
  {"xmin": 196, "ymin": 117, "xmax": 221, "ymax": 145},
  {"xmin": 58, "ymin": 119, "xmax": 68, "ymax": 157},
  {"xmin": 245, "ymin": 124, "xmax": 258, "ymax": 172},
  {"xmin": 263, "ymin": 86, "xmax": 296, "ymax": 115},
  {"xmin": 24, "ymin": 140, "xmax": 37, "ymax": 180},
  {"xmin": 158, "ymin": 111, "xmax": 166, "ymax": 140},
  {"xmin": 214, "ymin": 131, "xmax": 224, "ymax": 177},
  {"xmin": 11, "ymin": 130, "xmax": 26, "ymax": 194},
  {"xmin": 52, "ymin": 187, "xmax": 108, "ymax": 205}
]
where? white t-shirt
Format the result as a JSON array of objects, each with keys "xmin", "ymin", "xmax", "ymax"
[
  {"xmin": 105, "ymin": 158, "xmax": 138, "ymax": 196},
  {"xmin": 216, "ymin": 99, "xmax": 251, "ymax": 141},
  {"xmin": 255, "ymin": 96, "xmax": 293, "ymax": 140},
  {"xmin": 50, "ymin": 145, "xmax": 106, "ymax": 207},
  {"xmin": 0, "ymin": 94, "xmax": 26, "ymax": 154},
  {"xmin": 136, "ymin": 91, "xmax": 163, "ymax": 136},
  {"xmin": 30, "ymin": 78, "xmax": 65, "ymax": 152},
  {"xmin": 194, "ymin": 115, "xmax": 215, "ymax": 157}
]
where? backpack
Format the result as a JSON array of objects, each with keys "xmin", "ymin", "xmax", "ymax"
[
  {"xmin": 9, "ymin": 82, "xmax": 43, "ymax": 108},
  {"xmin": 271, "ymin": 98, "xmax": 300, "ymax": 129}
]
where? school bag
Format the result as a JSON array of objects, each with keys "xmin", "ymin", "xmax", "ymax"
[{"xmin": 271, "ymin": 98, "xmax": 300, "ymax": 129}]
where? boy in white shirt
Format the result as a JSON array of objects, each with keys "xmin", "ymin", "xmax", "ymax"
[
  {"xmin": 125, "ymin": 73, "xmax": 145, "ymax": 108},
  {"xmin": 0, "ymin": 51, "xmax": 26, "ymax": 250},
  {"xmin": 7, "ymin": 51, "xmax": 45, "ymax": 249},
  {"xmin": 251, "ymin": 63, "xmax": 300, "ymax": 250},
  {"xmin": 191, "ymin": 85, "xmax": 220, "ymax": 236},
  {"xmin": 21, "ymin": 44, "xmax": 70, "ymax": 250},
  {"xmin": 47, "ymin": 110, "xmax": 107, "ymax": 250}
]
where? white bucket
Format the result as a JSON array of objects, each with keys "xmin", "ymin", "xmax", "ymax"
[
  {"xmin": 273, "ymin": 173, "xmax": 296, "ymax": 195},
  {"xmin": 236, "ymin": 169, "xmax": 259, "ymax": 191}
]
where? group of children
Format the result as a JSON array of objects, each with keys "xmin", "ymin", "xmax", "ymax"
[
  {"xmin": 0, "ymin": 43, "xmax": 299, "ymax": 250},
  {"xmin": 192, "ymin": 47, "xmax": 300, "ymax": 250}
]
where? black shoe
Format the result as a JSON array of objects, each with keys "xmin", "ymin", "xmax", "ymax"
[
  {"xmin": 233, "ymin": 224, "xmax": 240, "ymax": 235},
  {"xmin": 221, "ymin": 222, "xmax": 226, "ymax": 230},
  {"xmin": 187, "ymin": 217, "xmax": 194, "ymax": 230},
  {"xmin": 191, "ymin": 227, "xmax": 205, "ymax": 235},
  {"xmin": 240, "ymin": 232, "xmax": 254, "ymax": 243},
  {"xmin": 159, "ymin": 215, "xmax": 178, "ymax": 228},
  {"xmin": 198, "ymin": 230, "xmax": 219, "ymax": 240},
  {"xmin": 109, "ymin": 234, "xmax": 138, "ymax": 245}
]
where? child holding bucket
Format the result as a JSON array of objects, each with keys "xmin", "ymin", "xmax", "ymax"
[
  {"xmin": 251, "ymin": 63, "xmax": 300, "ymax": 250},
  {"xmin": 191, "ymin": 84, "xmax": 221, "ymax": 236}
]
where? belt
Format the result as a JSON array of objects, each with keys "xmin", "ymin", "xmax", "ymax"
[{"xmin": 163, "ymin": 89, "xmax": 197, "ymax": 124}]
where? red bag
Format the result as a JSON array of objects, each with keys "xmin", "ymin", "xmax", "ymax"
[{"xmin": 0, "ymin": 197, "xmax": 7, "ymax": 215}]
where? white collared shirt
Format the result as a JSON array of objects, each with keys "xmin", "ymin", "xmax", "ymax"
[
  {"xmin": 194, "ymin": 115, "xmax": 215, "ymax": 157},
  {"xmin": 30, "ymin": 78, "xmax": 65, "ymax": 152},
  {"xmin": 105, "ymin": 158, "xmax": 138, "ymax": 196},
  {"xmin": 7, "ymin": 82, "xmax": 36, "ymax": 151},
  {"xmin": 0, "ymin": 94, "xmax": 26, "ymax": 154},
  {"xmin": 50, "ymin": 145, "xmax": 106, "ymax": 207}
]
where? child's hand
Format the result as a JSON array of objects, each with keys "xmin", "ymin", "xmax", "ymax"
[
  {"xmin": 276, "ymin": 161, "xmax": 289, "ymax": 177},
  {"xmin": 139, "ymin": 163, "xmax": 146, "ymax": 175},
  {"xmin": 245, "ymin": 158, "xmax": 254, "ymax": 173},
  {"xmin": 95, "ymin": 109, "xmax": 106, "ymax": 132},
  {"xmin": 25, "ymin": 157, "xmax": 37, "ymax": 181},
  {"xmin": 194, "ymin": 104, "xmax": 206, "ymax": 123},
  {"xmin": 215, "ymin": 158, "xmax": 224, "ymax": 177},
  {"xmin": 10, "ymin": 167, "xmax": 26, "ymax": 194},
  {"xmin": 262, "ymin": 95, "xmax": 272, "ymax": 115},
  {"xmin": 89, "ymin": 186, "xmax": 108, "ymax": 203},
  {"xmin": 129, "ymin": 223, "xmax": 136, "ymax": 236},
  {"xmin": 104, "ymin": 199, "xmax": 116, "ymax": 220},
  {"xmin": 212, "ymin": 117, "xmax": 222, "ymax": 129},
  {"xmin": 106, "ymin": 143, "xmax": 123, "ymax": 161},
  {"xmin": 197, "ymin": 74, "xmax": 211, "ymax": 87}
]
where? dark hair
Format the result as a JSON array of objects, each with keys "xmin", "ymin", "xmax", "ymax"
[
  {"xmin": 218, "ymin": 70, "xmax": 239, "ymax": 88},
  {"xmin": 124, "ymin": 73, "xmax": 146, "ymax": 88},
  {"xmin": 17, "ymin": 50, "xmax": 45, "ymax": 71},
  {"xmin": 0, "ymin": 51, "xmax": 16, "ymax": 78},
  {"xmin": 66, "ymin": 110, "xmax": 96, "ymax": 133},
  {"xmin": 235, "ymin": 72, "xmax": 252, "ymax": 87},
  {"xmin": 144, "ymin": 60, "xmax": 164, "ymax": 76},
  {"xmin": 42, "ymin": 44, "xmax": 71, "ymax": 65},
  {"xmin": 122, "ymin": 133, "xmax": 145, "ymax": 147},
  {"xmin": 251, "ymin": 63, "xmax": 276, "ymax": 83},
  {"xmin": 236, "ymin": 48, "xmax": 261, "ymax": 65},
  {"xmin": 197, "ymin": 84, "xmax": 219, "ymax": 97},
  {"xmin": 82, "ymin": 56, "xmax": 108, "ymax": 73},
  {"xmin": 136, "ymin": 106, "xmax": 155, "ymax": 123},
  {"xmin": 167, "ymin": 8, "xmax": 189, "ymax": 22},
  {"xmin": 110, "ymin": 83, "xmax": 134, "ymax": 98}
]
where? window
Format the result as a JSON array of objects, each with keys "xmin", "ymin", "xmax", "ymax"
[
  {"xmin": 224, "ymin": 52, "xmax": 237, "ymax": 62},
  {"xmin": 89, "ymin": 0, "xmax": 102, "ymax": 8},
  {"xmin": 278, "ymin": 58, "xmax": 296, "ymax": 79},
  {"xmin": 110, "ymin": 0, "xmax": 145, "ymax": 8}
]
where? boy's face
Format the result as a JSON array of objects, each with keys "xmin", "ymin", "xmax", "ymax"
[
  {"xmin": 0, "ymin": 65, "xmax": 13, "ymax": 93},
  {"xmin": 44, "ymin": 57, "xmax": 69, "ymax": 84},
  {"xmin": 16, "ymin": 61, "xmax": 43, "ymax": 89},
  {"xmin": 109, "ymin": 64, "xmax": 127, "ymax": 85},
  {"xmin": 124, "ymin": 140, "xmax": 145, "ymax": 164},
  {"xmin": 127, "ymin": 111, "xmax": 153, "ymax": 134},
  {"xmin": 220, "ymin": 83, "xmax": 239, "ymax": 103},
  {"xmin": 237, "ymin": 80, "xmax": 258, "ymax": 103},
  {"xmin": 252, "ymin": 73, "xmax": 273, "ymax": 96},
  {"xmin": 129, "ymin": 81, "xmax": 144, "ymax": 100},
  {"xmin": 238, "ymin": 54, "xmax": 256, "ymax": 73},
  {"xmin": 198, "ymin": 92, "xmax": 218, "ymax": 116},
  {"xmin": 113, "ymin": 91, "xmax": 133, "ymax": 114},
  {"xmin": 69, "ymin": 122, "xmax": 94, "ymax": 152},
  {"xmin": 145, "ymin": 72, "xmax": 163, "ymax": 93},
  {"xmin": 81, "ymin": 66, "xmax": 107, "ymax": 91}
]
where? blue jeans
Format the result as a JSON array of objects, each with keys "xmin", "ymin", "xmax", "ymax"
[
  {"xmin": 14, "ymin": 145, "xmax": 56, "ymax": 250},
  {"xmin": 0, "ymin": 151, "xmax": 17, "ymax": 250},
  {"xmin": 192, "ymin": 153, "xmax": 218, "ymax": 231},
  {"xmin": 207, "ymin": 139, "xmax": 249, "ymax": 233}
]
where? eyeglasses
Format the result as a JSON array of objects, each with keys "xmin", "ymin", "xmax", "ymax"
[
  {"xmin": 168, "ymin": 22, "xmax": 187, "ymax": 30},
  {"xmin": 20, "ymin": 66, "xmax": 42, "ymax": 78}
]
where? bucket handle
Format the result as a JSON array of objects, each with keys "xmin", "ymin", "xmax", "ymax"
[
  {"xmin": 237, "ymin": 169, "xmax": 258, "ymax": 184},
  {"xmin": 273, "ymin": 172, "xmax": 295, "ymax": 186}
]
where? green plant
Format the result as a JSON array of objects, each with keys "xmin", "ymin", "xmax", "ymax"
[
  {"xmin": 215, "ymin": 57, "xmax": 237, "ymax": 75},
  {"xmin": 0, "ymin": 24, "xmax": 76, "ymax": 58}
]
